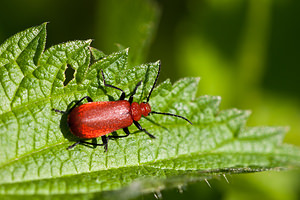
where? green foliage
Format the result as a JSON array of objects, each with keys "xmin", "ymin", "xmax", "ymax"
[
  {"xmin": 95, "ymin": 0, "xmax": 160, "ymax": 66},
  {"xmin": 0, "ymin": 24, "xmax": 299, "ymax": 200}
]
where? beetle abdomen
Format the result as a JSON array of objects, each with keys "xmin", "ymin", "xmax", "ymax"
[{"xmin": 68, "ymin": 100, "xmax": 133, "ymax": 138}]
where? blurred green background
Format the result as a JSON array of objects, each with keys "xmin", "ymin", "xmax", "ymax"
[{"xmin": 1, "ymin": 0, "xmax": 299, "ymax": 199}]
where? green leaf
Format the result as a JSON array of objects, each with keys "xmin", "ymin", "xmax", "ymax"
[
  {"xmin": 0, "ymin": 24, "xmax": 299, "ymax": 200},
  {"xmin": 90, "ymin": 47, "xmax": 106, "ymax": 62}
]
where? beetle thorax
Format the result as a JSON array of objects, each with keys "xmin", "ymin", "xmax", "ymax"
[{"xmin": 130, "ymin": 102, "xmax": 151, "ymax": 121}]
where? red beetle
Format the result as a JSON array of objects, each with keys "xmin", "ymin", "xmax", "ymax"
[{"xmin": 53, "ymin": 63, "xmax": 192, "ymax": 151}]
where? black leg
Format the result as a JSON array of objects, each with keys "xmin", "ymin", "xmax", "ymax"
[
  {"xmin": 101, "ymin": 69, "xmax": 125, "ymax": 100},
  {"xmin": 133, "ymin": 121, "xmax": 156, "ymax": 138},
  {"xmin": 52, "ymin": 96, "xmax": 93, "ymax": 114},
  {"xmin": 101, "ymin": 135, "xmax": 108, "ymax": 152},
  {"xmin": 129, "ymin": 81, "xmax": 142, "ymax": 104},
  {"xmin": 67, "ymin": 136, "xmax": 108, "ymax": 152},
  {"xmin": 69, "ymin": 96, "xmax": 93, "ymax": 112},
  {"xmin": 52, "ymin": 108, "xmax": 66, "ymax": 114},
  {"xmin": 108, "ymin": 127, "xmax": 130, "ymax": 139},
  {"xmin": 67, "ymin": 141, "xmax": 81, "ymax": 149}
]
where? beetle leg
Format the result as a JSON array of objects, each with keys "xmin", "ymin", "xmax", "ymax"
[
  {"xmin": 52, "ymin": 108, "xmax": 66, "ymax": 114},
  {"xmin": 101, "ymin": 69, "xmax": 126, "ymax": 100},
  {"xmin": 67, "ymin": 138, "xmax": 107, "ymax": 151},
  {"xmin": 108, "ymin": 128, "xmax": 130, "ymax": 139},
  {"xmin": 101, "ymin": 135, "xmax": 108, "ymax": 152},
  {"xmin": 133, "ymin": 121, "xmax": 156, "ymax": 138},
  {"xmin": 129, "ymin": 81, "xmax": 142, "ymax": 104},
  {"xmin": 69, "ymin": 96, "xmax": 93, "ymax": 112},
  {"xmin": 66, "ymin": 141, "xmax": 81, "ymax": 150},
  {"xmin": 53, "ymin": 96, "xmax": 93, "ymax": 114}
]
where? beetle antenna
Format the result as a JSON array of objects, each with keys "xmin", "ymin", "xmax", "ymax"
[
  {"xmin": 147, "ymin": 61, "xmax": 161, "ymax": 103},
  {"xmin": 150, "ymin": 111, "xmax": 192, "ymax": 125}
]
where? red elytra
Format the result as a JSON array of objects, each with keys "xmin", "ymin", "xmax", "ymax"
[
  {"xmin": 53, "ymin": 63, "xmax": 192, "ymax": 151},
  {"xmin": 68, "ymin": 101, "xmax": 151, "ymax": 139}
]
